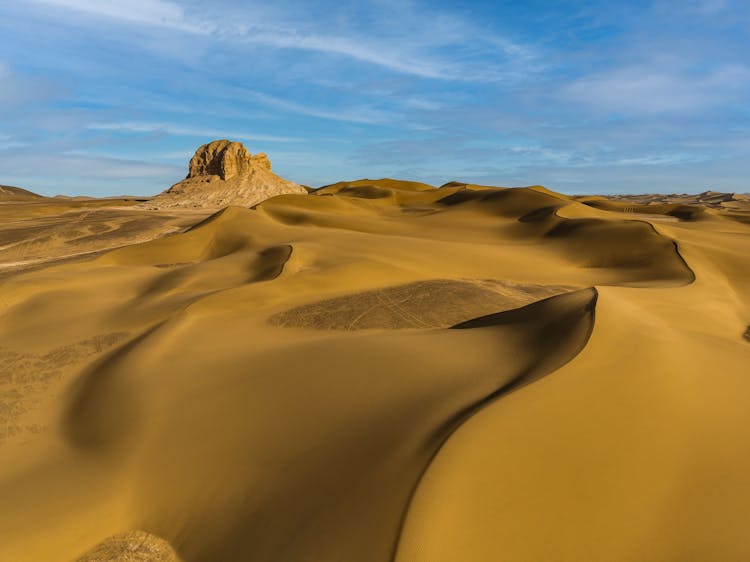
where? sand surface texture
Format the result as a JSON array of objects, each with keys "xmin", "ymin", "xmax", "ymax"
[{"xmin": 1, "ymin": 180, "xmax": 749, "ymax": 561}]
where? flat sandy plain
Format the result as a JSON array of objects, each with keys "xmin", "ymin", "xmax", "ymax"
[{"xmin": 1, "ymin": 180, "xmax": 749, "ymax": 561}]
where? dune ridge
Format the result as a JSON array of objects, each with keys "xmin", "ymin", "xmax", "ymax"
[{"xmin": 0, "ymin": 177, "xmax": 749, "ymax": 561}]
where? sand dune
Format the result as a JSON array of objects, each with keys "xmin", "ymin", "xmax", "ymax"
[
  {"xmin": 0, "ymin": 197, "xmax": 207, "ymax": 278},
  {"xmin": 269, "ymin": 279, "xmax": 575, "ymax": 330},
  {"xmin": 1, "ymin": 177, "xmax": 749, "ymax": 561},
  {"xmin": 0, "ymin": 185, "xmax": 46, "ymax": 202}
]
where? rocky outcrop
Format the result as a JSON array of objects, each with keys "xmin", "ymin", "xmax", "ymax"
[
  {"xmin": 147, "ymin": 140, "xmax": 306, "ymax": 210},
  {"xmin": 250, "ymin": 152, "xmax": 271, "ymax": 171},
  {"xmin": 187, "ymin": 140, "xmax": 253, "ymax": 180}
]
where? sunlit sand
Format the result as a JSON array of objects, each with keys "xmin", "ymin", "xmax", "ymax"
[{"xmin": 1, "ymin": 144, "xmax": 749, "ymax": 561}]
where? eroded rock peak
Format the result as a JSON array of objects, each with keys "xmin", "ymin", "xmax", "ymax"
[
  {"xmin": 187, "ymin": 140, "xmax": 254, "ymax": 180},
  {"xmin": 147, "ymin": 139, "xmax": 306, "ymax": 209}
]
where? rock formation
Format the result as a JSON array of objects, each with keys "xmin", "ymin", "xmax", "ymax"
[
  {"xmin": 187, "ymin": 139, "xmax": 253, "ymax": 179},
  {"xmin": 148, "ymin": 140, "xmax": 306, "ymax": 209}
]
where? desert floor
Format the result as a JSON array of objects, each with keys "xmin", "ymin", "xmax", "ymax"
[{"xmin": 1, "ymin": 181, "xmax": 749, "ymax": 561}]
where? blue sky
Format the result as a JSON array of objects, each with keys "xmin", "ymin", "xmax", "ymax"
[{"xmin": 1, "ymin": 0, "xmax": 749, "ymax": 195}]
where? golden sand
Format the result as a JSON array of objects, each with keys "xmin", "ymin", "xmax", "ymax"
[{"xmin": 1, "ymin": 180, "xmax": 749, "ymax": 561}]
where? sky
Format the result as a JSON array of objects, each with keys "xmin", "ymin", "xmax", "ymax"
[{"xmin": 1, "ymin": 0, "xmax": 749, "ymax": 196}]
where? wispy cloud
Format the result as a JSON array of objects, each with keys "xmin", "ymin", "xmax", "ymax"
[
  {"xmin": 0, "ymin": 150, "xmax": 182, "ymax": 192},
  {"xmin": 5, "ymin": 1, "xmax": 750, "ymax": 195},
  {"xmin": 24, "ymin": 0, "xmax": 533, "ymax": 81},
  {"xmin": 0, "ymin": 59, "xmax": 62, "ymax": 110},
  {"xmin": 27, "ymin": 0, "xmax": 207, "ymax": 32},
  {"xmin": 239, "ymin": 90, "xmax": 394, "ymax": 125},
  {"xmin": 562, "ymin": 63, "xmax": 750, "ymax": 115},
  {"xmin": 0, "ymin": 132, "xmax": 27, "ymax": 150},
  {"xmin": 54, "ymin": 153, "xmax": 182, "ymax": 179},
  {"xmin": 87, "ymin": 121, "xmax": 303, "ymax": 143}
]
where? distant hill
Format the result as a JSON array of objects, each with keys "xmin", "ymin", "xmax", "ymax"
[
  {"xmin": 0, "ymin": 185, "xmax": 45, "ymax": 202},
  {"xmin": 590, "ymin": 190, "xmax": 750, "ymax": 214}
]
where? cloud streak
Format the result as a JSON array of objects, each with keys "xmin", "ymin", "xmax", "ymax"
[
  {"xmin": 27, "ymin": 0, "xmax": 206, "ymax": 32},
  {"xmin": 563, "ymin": 63, "xmax": 750, "ymax": 115},
  {"xmin": 87, "ymin": 122, "xmax": 303, "ymax": 143},
  {"xmin": 25, "ymin": 0, "xmax": 533, "ymax": 81}
]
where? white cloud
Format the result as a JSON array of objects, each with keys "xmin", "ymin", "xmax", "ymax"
[
  {"xmin": 237, "ymin": 31, "xmax": 450, "ymax": 80},
  {"xmin": 241, "ymin": 91, "xmax": 394, "ymax": 124},
  {"xmin": 402, "ymin": 97, "xmax": 445, "ymax": 111},
  {"xmin": 0, "ymin": 137, "xmax": 27, "ymax": 150},
  {"xmin": 24, "ymin": 0, "xmax": 532, "ymax": 81},
  {"xmin": 0, "ymin": 59, "xmax": 61, "ymax": 110},
  {"xmin": 27, "ymin": 0, "xmax": 207, "ymax": 32},
  {"xmin": 686, "ymin": 0, "xmax": 729, "ymax": 14},
  {"xmin": 87, "ymin": 121, "xmax": 303, "ymax": 143},
  {"xmin": 563, "ymin": 64, "xmax": 750, "ymax": 115},
  {"xmin": 1, "ymin": 151, "xmax": 181, "ymax": 180},
  {"xmin": 608, "ymin": 154, "xmax": 699, "ymax": 166}
]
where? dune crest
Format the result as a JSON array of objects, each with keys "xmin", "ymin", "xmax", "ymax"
[{"xmin": 1, "ymin": 175, "xmax": 749, "ymax": 561}]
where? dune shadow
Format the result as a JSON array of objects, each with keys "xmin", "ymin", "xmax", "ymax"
[
  {"xmin": 391, "ymin": 287, "xmax": 598, "ymax": 560},
  {"xmin": 249, "ymin": 244, "xmax": 292, "ymax": 283},
  {"xmin": 62, "ymin": 324, "xmax": 165, "ymax": 453}
]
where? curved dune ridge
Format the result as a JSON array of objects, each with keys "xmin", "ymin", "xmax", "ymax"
[
  {"xmin": 51, "ymin": 287, "xmax": 597, "ymax": 562},
  {"xmin": 0, "ymin": 180, "xmax": 750, "ymax": 561},
  {"xmin": 268, "ymin": 279, "xmax": 577, "ymax": 330}
]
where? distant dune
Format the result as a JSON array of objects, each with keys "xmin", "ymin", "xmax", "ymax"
[
  {"xmin": 1, "ymin": 149, "xmax": 749, "ymax": 561},
  {"xmin": 0, "ymin": 184, "xmax": 46, "ymax": 202},
  {"xmin": 578, "ymin": 190, "xmax": 750, "ymax": 224}
]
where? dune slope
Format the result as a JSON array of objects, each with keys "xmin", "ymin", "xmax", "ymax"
[{"xmin": 0, "ymin": 181, "xmax": 748, "ymax": 561}]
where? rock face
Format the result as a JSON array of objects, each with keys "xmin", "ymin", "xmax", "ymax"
[
  {"xmin": 187, "ymin": 140, "xmax": 253, "ymax": 180},
  {"xmin": 251, "ymin": 152, "xmax": 271, "ymax": 171},
  {"xmin": 148, "ymin": 139, "xmax": 306, "ymax": 209}
]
